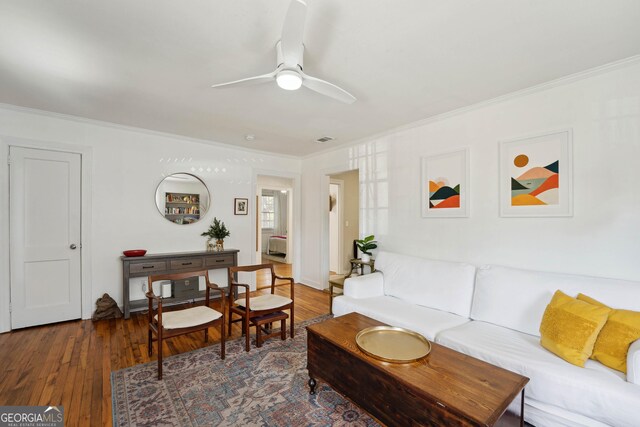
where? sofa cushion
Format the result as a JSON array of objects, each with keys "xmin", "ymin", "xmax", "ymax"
[
  {"xmin": 539, "ymin": 290, "xmax": 610, "ymax": 367},
  {"xmin": 374, "ymin": 251, "xmax": 476, "ymax": 317},
  {"xmin": 628, "ymin": 339, "xmax": 640, "ymax": 385},
  {"xmin": 517, "ymin": 397, "xmax": 614, "ymax": 427},
  {"xmin": 331, "ymin": 295, "xmax": 469, "ymax": 341},
  {"xmin": 578, "ymin": 293, "xmax": 640, "ymax": 373},
  {"xmin": 471, "ymin": 265, "xmax": 640, "ymax": 337},
  {"xmin": 436, "ymin": 321, "xmax": 640, "ymax": 427}
]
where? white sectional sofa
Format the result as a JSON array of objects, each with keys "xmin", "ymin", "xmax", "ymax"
[{"xmin": 332, "ymin": 251, "xmax": 640, "ymax": 427}]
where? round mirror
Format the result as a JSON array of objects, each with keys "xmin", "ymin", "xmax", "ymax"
[{"xmin": 155, "ymin": 173, "xmax": 210, "ymax": 225}]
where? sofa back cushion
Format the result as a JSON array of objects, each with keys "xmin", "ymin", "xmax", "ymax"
[
  {"xmin": 471, "ymin": 265, "xmax": 640, "ymax": 337},
  {"xmin": 375, "ymin": 251, "xmax": 476, "ymax": 317}
]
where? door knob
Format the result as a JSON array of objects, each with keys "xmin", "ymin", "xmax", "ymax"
[{"xmin": 70, "ymin": 244, "xmax": 77, "ymax": 250}]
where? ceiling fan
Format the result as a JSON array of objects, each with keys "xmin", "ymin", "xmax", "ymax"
[{"xmin": 211, "ymin": 0, "xmax": 356, "ymax": 104}]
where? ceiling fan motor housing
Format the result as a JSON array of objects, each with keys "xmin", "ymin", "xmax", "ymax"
[{"xmin": 276, "ymin": 40, "xmax": 303, "ymax": 71}]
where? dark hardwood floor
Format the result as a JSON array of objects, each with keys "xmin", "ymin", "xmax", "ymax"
[{"xmin": 0, "ymin": 261, "xmax": 330, "ymax": 426}]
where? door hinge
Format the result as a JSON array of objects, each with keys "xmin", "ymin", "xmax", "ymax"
[
  {"xmin": 7, "ymin": 156, "xmax": 11, "ymax": 165},
  {"xmin": 8, "ymin": 303, "xmax": 11, "ymax": 313}
]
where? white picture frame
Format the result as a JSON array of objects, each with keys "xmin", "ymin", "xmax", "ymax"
[
  {"xmin": 421, "ymin": 147, "xmax": 469, "ymax": 218},
  {"xmin": 499, "ymin": 129, "xmax": 573, "ymax": 217}
]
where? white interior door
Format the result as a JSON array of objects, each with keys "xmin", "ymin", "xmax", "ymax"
[{"xmin": 10, "ymin": 146, "xmax": 82, "ymax": 329}]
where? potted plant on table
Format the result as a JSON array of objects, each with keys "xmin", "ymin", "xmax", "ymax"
[
  {"xmin": 355, "ymin": 235, "xmax": 377, "ymax": 263},
  {"xmin": 201, "ymin": 217, "xmax": 230, "ymax": 251}
]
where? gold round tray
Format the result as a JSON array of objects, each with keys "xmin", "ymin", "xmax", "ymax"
[{"xmin": 355, "ymin": 326, "xmax": 431, "ymax": 363}]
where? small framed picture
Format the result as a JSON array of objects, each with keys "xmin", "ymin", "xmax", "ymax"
[{"xmin": 234, "ymin": 198, "xmax": 248, "ymax": 215}]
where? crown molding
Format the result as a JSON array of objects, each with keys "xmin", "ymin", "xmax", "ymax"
[{"xmin": 0, "ymin": 103, "xmax": 300, "ymax": 161}]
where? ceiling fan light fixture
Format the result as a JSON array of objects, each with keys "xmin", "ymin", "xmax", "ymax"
[
  {"xmin": 210, "ymin": 0, "xmax": 355, "ymax": 103},
  {"xmin": 276, "ymin": 70, "xmax": 302, "ymax": 90}
]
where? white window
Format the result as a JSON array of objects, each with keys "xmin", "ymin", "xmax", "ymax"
[{"xmin": 261, "ymin": 195, "xmax": 275, "ymax": 229}]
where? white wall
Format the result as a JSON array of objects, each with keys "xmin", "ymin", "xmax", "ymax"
[
  {"xmin": 0, "ymin": 106, "xmax": 300, "ymax": 331},
  {"xmin": 301, "ymin": 60, "xmax": 640, "ymax": 289}
]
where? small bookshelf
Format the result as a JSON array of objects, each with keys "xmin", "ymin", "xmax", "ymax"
[{"xmin": 165, "ymin": 192, "xmax": 200, "ymax": 224}]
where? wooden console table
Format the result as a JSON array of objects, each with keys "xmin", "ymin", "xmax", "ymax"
[{"xmin": 121, "ymin": 249, "xmax": 239, "ymax": 319}]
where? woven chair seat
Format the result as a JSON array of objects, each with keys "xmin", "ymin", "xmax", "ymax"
[
  {"xmin": 156, "ymin": 306, "xmax": 222, "ymax": 329},
  {"xmin": 228, "ymin": 263, "xmax": 294, "ymax": 352},
  {"xmin": 234, "ymin": 294, "xmax": 292, "ymax": 311}
]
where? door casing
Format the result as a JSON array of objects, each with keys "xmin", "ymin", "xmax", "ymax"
[
  {"xmin": 10, "ymin": 146, "xmax": 82, "ymax": 328},
  {"xmin": 0, "ymin": 136, "xmax": 93, "ymax": 333}
]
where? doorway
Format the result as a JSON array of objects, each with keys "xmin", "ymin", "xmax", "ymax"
[
  {"xmin": 9, "ymin": 146, "xmax": 82, "ymax": 328},
  {"xmin": 327, "ymin": 170, "xmax": 359, "ymax": 281},
  {"xmin": 256, "ymin": 175, "xmax": 294, "ymax": 289}
]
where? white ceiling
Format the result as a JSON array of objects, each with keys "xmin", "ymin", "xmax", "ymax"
[{"xmin": 1, "ymin": 1, "xmax": 639, "ymax": 157}]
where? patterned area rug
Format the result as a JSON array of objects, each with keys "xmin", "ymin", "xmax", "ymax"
[{"xmin": 112, "ymin": 315, "xmax": 379, "ymax": 426}]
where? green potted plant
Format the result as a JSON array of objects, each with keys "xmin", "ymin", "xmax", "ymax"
[
  {"xmin": 355, "ymin": 235, "xmax": 377, "ymax": 262},
  {"xmin": 201, "ymin": 217, "xmax": 231, "ymax": 251}
]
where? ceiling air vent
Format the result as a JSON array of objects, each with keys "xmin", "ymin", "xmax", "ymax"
[{"xmin": 315, "ymin": 136, "xmax": 335, "ymax": 144}]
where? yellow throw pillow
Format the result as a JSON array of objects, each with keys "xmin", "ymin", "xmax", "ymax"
[
  {"xmin": 539, "ymin": 290, "xmax": 611, "ymax": 367},
  {"xmin": 577, "ymin": 293, "xmax": 640, "ymax": 373}
]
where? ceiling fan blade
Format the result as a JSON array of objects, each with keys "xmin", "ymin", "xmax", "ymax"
[
  {"xmin": 301, "ymin": 72, "xmax": 356, "ymax": 104},
  {"xmin": 211, "ymin": 71, "xmax": 276, "ymax": 89},
  {"xmin": 281, "ymin": 0, "xmax": 307, "ymax": 66}
]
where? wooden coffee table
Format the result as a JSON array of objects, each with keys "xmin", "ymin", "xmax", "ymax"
[{"xmin": 307, "ymin": 313, "xmax": 529, "ymax": 426}]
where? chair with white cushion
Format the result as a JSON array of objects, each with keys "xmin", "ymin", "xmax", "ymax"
[
  {"xmin": 228, "ymin": 263, "xmax": 294, "ymax": 351},
  {"xmin": 146, "ymin": 270, "xmax": 225, "ymax": 380}
]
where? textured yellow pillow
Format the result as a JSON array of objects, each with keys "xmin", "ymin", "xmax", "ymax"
[
  {"xmin": 577, "ymin": 293, "xmax": 640, "ymax": 373},
  {"xmin": 539, "ymin": 290, "xmax": 611, "ymax": 367}
]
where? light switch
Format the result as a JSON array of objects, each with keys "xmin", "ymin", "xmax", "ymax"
[{"xmin": 345, "ymin": 220, "xmax": 349, "ymax": 227}]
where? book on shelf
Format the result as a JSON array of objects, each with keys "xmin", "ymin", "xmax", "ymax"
[
  {"xmin": 165, "ymin": 206, "xmax": 200, "ymax": 215},
  {"xmin": 165, "ymin": 192, "xmax": 200, "ymax": 204}
]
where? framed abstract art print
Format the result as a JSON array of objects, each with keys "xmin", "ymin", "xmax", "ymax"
[
  {"xmin": 499, "ymin": 129, "xmax": 573, "ymax": 217},
  {"xmin": 421, "ymin": 148, "xmax": 469, "ymax": 218}
]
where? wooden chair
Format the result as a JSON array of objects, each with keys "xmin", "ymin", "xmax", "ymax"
[
  {"xmin": 146, "ymin": 270, "xmax": 225, "ymax": 380},
  {"xmin": 228, "ymin": 263, "xmax": 294, "ymax": 352}
]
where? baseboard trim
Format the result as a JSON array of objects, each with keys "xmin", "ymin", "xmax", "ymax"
[{"xmin": 300, "ymin": 277, "xmax": 323, "ymax": 290}]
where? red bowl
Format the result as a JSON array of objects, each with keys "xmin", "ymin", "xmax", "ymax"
[{"xmin": 123, "ymin": 249, "xmax": 147, "ymax": 257}]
